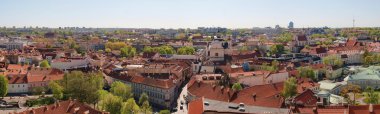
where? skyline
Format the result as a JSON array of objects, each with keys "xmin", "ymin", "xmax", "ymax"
[{"xmin": 1, "ymin": 0, "xmax": 380, "ymax": 29}]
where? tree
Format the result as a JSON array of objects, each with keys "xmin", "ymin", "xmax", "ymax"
[
  {"xmin": 271, "ymin": 60, "xmax": 280, "ymax": 72},
  {"xmin": 175, "ymin": 33, "xmax": 186, "ymax": 39},
  {"xmin": 364, "ymin": 87, "xmax": 379, "ymax": 104},
  {"xmin": 340, "ymin": 84, "xmax": 361, "ymax": 105},
  {"xmin": 177, "ymin": 46, "xmax": 195, "ymax": 55},
  {"xmin": 154, "ymin": 45, "xmax": 175, "ymax": 55},
  {"xmin": 0, "ymin": 75, "xmax": 8, "ymax": 98},
  {"xmin": 143, "ymin": 46, "xmax": 153, "ymax": 53},
  {"xmin": 49, "ymin": 81, "xmax": 63, "ymax": 99},
  {"xmin": 40, "ymin": 60, "xmax": 50, "ymax": 68},
  {"xmin": 105, "ymin": 42, "xmax": 127, "ymax": 50},
  {"xmin": 140, "ymin": 101, "xmax": 152, "ymax": 114},
  {"xmin": 110, "ymin": 81, "xmax": 133, "ymax": 100},
  {"xmin": 275, "ymin": 32, "xmax": 293, "ymax": 43},
  {"xmin": 61, "ymin": 71, "xmax": 104, "ymax": 105},
  {"xmin": 105, "ymin": 48, "xmax": 111, "ymax": 53},
  {"xmin": 364, "ymin": 55, "xmax": 375, "ymax": 66},
  {"xmin": 98, "ymin": 93, "xmax": 123, "ymax": 114},
  {"xmin": 298, "ymin": 67, "xmax": 315, "ymax": 80},
  {"xmin": 159, "ymin": 110, "xmax": 170, "ymax": 114},
  {"xmin": 121, "ymin": 98, "xmax": 140, "ymax": 114},
  {"xmin": 120, "ymin": 46, "xmax": 137, "ymax": 58},
  {"xmin": 232, "ymin": 83, "xmax": 243, "ymax": 91},
  {"xmin": 269, "ymin": 44, "xmax": 285, "ymax": 56},
  {"xmin": 322, "ymin": 54, "xmax": 343, "ymax": 67},
  {"xmin": 32, "ymin": 86, "xmax": 46, "ymax": 95},
  {"xmin": 282, "ymin": 77, "xmax": 297, "ymax": 98},
  {"xmin": 139, "ymin": 93, "xmax": 149, "ymax": 105}
]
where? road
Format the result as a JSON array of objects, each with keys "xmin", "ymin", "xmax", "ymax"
[
  {"xmin": 173, "ymin": 84, "xmax": 188, "ymax": 114},
  {"xmin": 0, "ymin": 95, "xmax": 51, "ymax": 114}
]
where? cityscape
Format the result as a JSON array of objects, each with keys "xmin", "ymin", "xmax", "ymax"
[{"xmin": 1, "ymin": 0, "xmax": 380, "ymax": 114}]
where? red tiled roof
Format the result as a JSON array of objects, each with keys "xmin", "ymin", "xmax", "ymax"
[
  {"xmin": 231, "ymin": 82, "xmax": 284, "ymax": 108},
  {"xmin": 349, "ymin": 105, "xmax": 380, "ymax": 114},
  {"xmin": 293, "ymin": 89, "xmax": 317, "ymax": 106},
  {"xmin": 7, "ymin": 64, "xmax": 29, "ymax": 71},
  {"xmin": 291, "ymin": 106, "xmax": 348, "ymax": 114},
  {"xmin": 16, "ymin": 100, "xmax": 109, "ymax": 114},
  {"xmin": 27, "ymin": 68, "xmax": 64, "ymax": 83},
  {"xmin": 296, "ymin": 78, "xmax": 319, "ymax": 93},
  {"xmin": 297, "ymin": 35, "xmax": 308, "ymax": 41},
  {"xmin": 7, "ymin": 74, "xmax": 27, "ymax": 84},
  {"xmin": 188, "ymin": 97, "xmax": 204, "ymax": 114},
  {"xmin": 188, "ymin": 81, "xmax": 234, "ymax": 102}
]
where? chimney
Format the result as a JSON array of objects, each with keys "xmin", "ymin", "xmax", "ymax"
[
  {"xmin": 44, "ymin": 106, "xmax": 48, "ymax": 112},
  {"xmin": 74, "ymin": 107, "xmax": 80, "ymax": 113},
  {"xmin": 369, "ymin": 104, "xmax": 374, "ymax": 113},
  {"xmin": 197, "ymin": 80, "xmax": 201, "ymax": 87},
  {"xmin": 313, "ymin": 107, "xmax": 317, "ymax": 113},
  {"xmin": 83, "ymin": 110, "xmax": 90, "ymax": 114}
]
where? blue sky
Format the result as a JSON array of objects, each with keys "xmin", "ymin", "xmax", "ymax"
[{"xmin": 0, "ymin": 0, "xmax": 379, "ymax": 28}]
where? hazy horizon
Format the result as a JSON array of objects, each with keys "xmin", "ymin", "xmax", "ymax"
[{"xmin": 1, "ymin": 0, "xmax": 380, "ymax": 29}]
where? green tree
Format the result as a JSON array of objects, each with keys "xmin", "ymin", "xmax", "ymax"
[
  {"xmin": 177, "ymin": 46, "xmax": 195, "ymax": 55},
  {"xmin": 40, "ymin": 60, "xmax": 50, "ymax": 68},
  {"xmin": 364, "ymin": 55, "xmax": 375, "ymax": 66},
  {"xmin": 175, "ymin": 33, "xmax": 186, "ymax": 39},
  {"xmin": 61, "ymin": 71, "xmax": 104, "ymax": 106},
  {"xmin": 155, "ymin": 45, "xmax": 175, "ymax": 55},
  {"xmin": 140, "ymin": 101, "xmax": 152, "ymax": 114},
  {"xmin": 121, "ymin": 98, "xmax": 140, "ymax": 114},
  {"xmin": 105, "ymin": 48, "xmax": 111, "ymax": 53},
  {"xmin": 98, "ymin": 93, "xmax": 123, "ymax": 114},
  {"xmin": 32, "ymin": 86, "xmax": 46, "ymax": 95},
  {"xmin": 232, "ymin": 83, "xmax": 243, "ymax": 91},
  {"xmin": 49, "ymin": 81, "xmax": 63, "ymax": 99},
  {"xmin": 0, "ymin": 75, "xmax": 8, "ymax": 98},
  {"xmin": 271, "ymin": 60, "xmax": 280, "ymax": 72},
  {"xmin": 340, "ymin": 84, "xmax": 361, "ymax": 105},
  {"xmin": 322, "ymin": 54, "xmax": 343, "ymax": 67},
  {"xmin": 105, "ymin": 42, "xmax": 127, "ymax": 50},
  {"xmin": 275, "ymin": 32, "xmax": 293, "ymax": 43},
  {"xmin": 139, "ymin": 93, "xmax": 149, "ymax": 105},
  {"xmin": 159, "ymin": 110, "xmax": 170, "ymax": 114},
  {"xmin": 282, "ymin": 77, "xmax": 297, "ymax": 98},
  {"xmin": 110, "ymin": 81, "xmax": 133, "ymax": 100},
  {"xmin": 269, "ymin": 44, "xmax": 285, "ymax": 56},
  {"xmin": 143, "ymin": 46, "xmax": 153, "ymax": 53},
  {"xmin": 120, "ymin": 46, "xmax": 137, "ymax": 58},
  {"xmin": 298, "ymin": 67, "xmax": 315, "ymax": 80},
  {"xmin": 364, "ymin": 87, "xmax": 379, "ymax": 104}
]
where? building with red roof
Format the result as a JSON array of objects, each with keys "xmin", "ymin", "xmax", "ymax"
[{"xmin": 15, "ymin": 99, "xmax": 109, "ymax": 114}]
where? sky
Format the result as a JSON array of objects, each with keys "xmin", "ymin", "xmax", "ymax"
[{"xmin": 0, "ymin": 0, "xmax": 379, "ymax": 29}]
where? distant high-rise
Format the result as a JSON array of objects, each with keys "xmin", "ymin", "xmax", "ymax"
[
  {"xmin": 288, "ymin": 21, "xmax": 294, "ymax": 29},
  {"xmin": 275, "ymin": 25, "xmax": 280, "ymax": 29}
]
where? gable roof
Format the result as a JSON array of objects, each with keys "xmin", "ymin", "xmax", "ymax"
[{"xmin": 15, "ymin": 100, "xmax": 109, "ymax": 114}]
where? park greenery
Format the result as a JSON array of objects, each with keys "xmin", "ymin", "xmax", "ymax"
[
  {"xmin": 177, "ymin": 46, "xmax": 195, "ymax": 55},
  {"xmin": 39, "ymin": 60, "xmax": 51, "ymax": 68},
  {"xmin": 322, "ymin": 54, "xmax": 343, "ymax": 67},
  {"xmin": 282, "ymin": 77, "xmax": 297, "ymax": 98},
  {"xmin": 297, "ymin": 66, "xmax": 315, "ymax": 80},
  {"xmin": 143, "ymin": 45, "xmax": 175, "ymax": 55},
  {"xmin": 0, "ymin": 75, "xmax": 8, "ymax": 98}
]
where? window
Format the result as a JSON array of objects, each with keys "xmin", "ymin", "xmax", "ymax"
[{"xmin": 215, "ymin": 53, "xmax": 219, "ymax": 57}]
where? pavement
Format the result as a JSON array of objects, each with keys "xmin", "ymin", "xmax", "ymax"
[{"xmin": 173, "ymin": 84, "xmax": 188, "ymax": 114}]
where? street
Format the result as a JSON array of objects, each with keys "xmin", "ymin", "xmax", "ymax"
[{"xmin": 173, "ymin": 84, "xmax": 188, "ymax": 114}]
